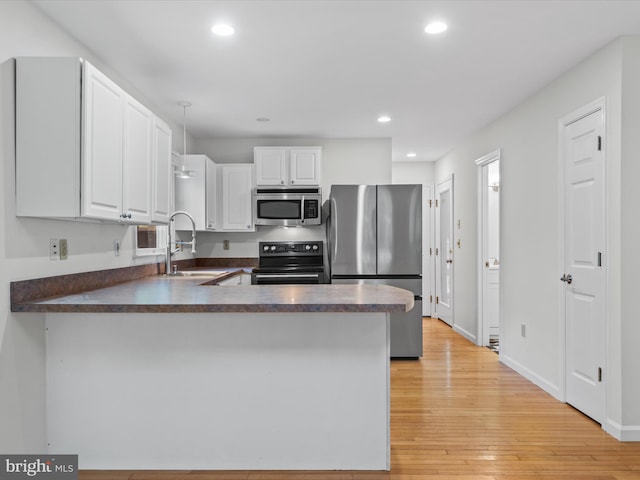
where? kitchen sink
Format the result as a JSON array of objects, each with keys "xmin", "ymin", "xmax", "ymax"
[{"xmin": 179, "ymin": 270, "xmax": 229, "ymax": 277}]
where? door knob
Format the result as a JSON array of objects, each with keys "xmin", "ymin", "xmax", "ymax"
[{"xmin": 560, "ymin": 274, "xmax": 573, "ymax": 284}]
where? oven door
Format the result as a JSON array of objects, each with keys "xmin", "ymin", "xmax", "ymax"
[{"xmin": 251, "ymin": 268, "xmax": 325, "ymax": 285}]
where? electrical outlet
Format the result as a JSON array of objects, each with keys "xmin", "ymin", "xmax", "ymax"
[
  {"xmin": 50, "ymin": 238, "xmax": 59, "ymax": 261},
  {"xmin": 521, "ymin": 324, "xmax": 527, "ymax": 338},
  {"xmin": 223, "ymin": 239, "xmax": 230, "ymax": 250},
  {"xmin": 59, "ymin": 239, "xmax": 68, "ymax": 260}
]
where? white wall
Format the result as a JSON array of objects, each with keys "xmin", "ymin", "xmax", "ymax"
[
  {"xmin": 190, "ymin": 137, "xmax": 391, "ymax": 258},
  {"xmin": 392, "ymin": 161, "xmax": 435, "ymax": 186},
  {"xmin": 434, "ymin": 36, "xmax": 640, "ymax": 437},
  {"xmin": 620, "ymin": 39, "xmax": 640, "ymax": 430},
  {"xmin": 0, "ymin": 1, "xmax": 186, "ymax": 451}
]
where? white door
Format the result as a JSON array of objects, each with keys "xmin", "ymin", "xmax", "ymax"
[
  {"xmin": 561, "ymin": 105, "xmax": 605, "ymax": 424},
  {"xmin": 435, "ymin": 175, "xmax": 454, "ymax": 326}
]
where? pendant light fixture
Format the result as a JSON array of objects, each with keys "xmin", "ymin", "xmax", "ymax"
[{"xmin": 174, "ymin": 101, "xmax": 197, "ymax": 179}]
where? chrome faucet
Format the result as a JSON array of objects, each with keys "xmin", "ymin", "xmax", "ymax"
[{"xmin": 166, "ymin": 210, "xmax": 197, "ymax": 276}]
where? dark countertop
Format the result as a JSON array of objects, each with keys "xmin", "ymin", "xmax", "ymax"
[{"xmin": 11, "ymin": 270, "xmax": 414, "ymax": 314}]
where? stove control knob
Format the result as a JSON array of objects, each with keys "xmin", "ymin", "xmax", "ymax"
[
  {"xmin": 305, "ymin": 244, "xmax": 311, "ymax": 251},
  {"xmin": 263, "ymin": 245, "xmax": 270, "ymax": 252},
  {"xmin": 312, "ymin": 244, "xmax": 319, "ymax": 251},
  {"xmin": 270, "ymin": 245, "xmax": 277, "ymax": 251}
]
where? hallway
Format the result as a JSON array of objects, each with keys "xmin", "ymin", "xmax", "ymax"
[
  {"xmin": 389, "ymin": 317, "xmax": 640, "ymax": 479},
  {"xmin": 79, "ymin": 318, "xmax": 640, "ymax": 480}
]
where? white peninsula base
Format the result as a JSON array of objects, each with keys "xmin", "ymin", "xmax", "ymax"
[{"xmin": 46, "ymin": 312, "xmax": 390, "ymax": 470}]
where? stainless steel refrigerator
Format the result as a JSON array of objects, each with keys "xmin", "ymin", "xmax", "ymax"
[{"xmin": 327, "ymin": 184, "xmax": 423, "ymax": 358}]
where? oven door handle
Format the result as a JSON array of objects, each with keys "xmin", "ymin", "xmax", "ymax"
[
  {"xmin": 255, "ymin": 273, "xmax": 320, "ymax": 279},
  {"xmin": 300, "ymin": 195, "xmax": 305, "ymax": 223}
]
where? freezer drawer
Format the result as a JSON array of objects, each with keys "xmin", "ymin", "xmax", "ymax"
[
  {"xmin": 332, "ymin": 277, "xmax": 423, "ymax": 358},
  {"xmin": 390, "ymin": 299, "xmax": 423, "ymax": 358}
]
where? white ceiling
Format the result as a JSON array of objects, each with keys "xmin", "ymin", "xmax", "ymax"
[{"xmin": 32, "ymin": 0, "xmax": 640, "ymax": 162}]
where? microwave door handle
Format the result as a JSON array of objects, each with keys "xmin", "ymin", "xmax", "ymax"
[{"xmin": 301, "ymin": 195, "xmax": 305, "ymax": 222}]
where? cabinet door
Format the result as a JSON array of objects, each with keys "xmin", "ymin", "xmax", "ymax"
[
  {"xmin": 290, "ymin": 147, "xmax": 321, "ymax": 185},
  {"xmin": 205, "ymin": 161, "xmax": 218, "ymax": 230},
  {"xmin": 174, "ymin": 155, "xmax": 207, "ymax": 231},
  {"xmin": 151, "ymin": 116, "xmax": 173, "ymax": 224},
  {"xmin": 254, "ymin": 148, "xmax": 287, "ymax": 185},
  {"xmin": 82, "ymin": 62, "xmax": 124, "ymax": 220},
  {"xmin": 222, "ymin": 164, "xmax": 254, "ymax": 231},
  {"xmin": 123, "ymin": 94, "xmax": 153, "ymax": 223}
]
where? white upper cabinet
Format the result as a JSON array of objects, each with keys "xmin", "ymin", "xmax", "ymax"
[
  {"xmin": 254, "ymin": 148, "xmax": 287, "ymax": 185},
  {"xmin": 174, "ymin": 155, "xmax": 217, "ymax": 231},
  {"xmin": 174, "ymin": 157, "xmax": 254, "ymax": 232},
  {"xmin": 122, "ymin": 93, "xmax": 154, "ymax": 223},
  {"xmin": 151, "ymin": 116, "xmax": 173, "ymax": 224},
  {"xmin": 254, "ymin": 146, "xmax": 321, "ymax": 186},
  {"xmin": 221, "ymin": 164, "xmax": 254, "ymax": 231},
  {"xmin": 290, "ymin": 147, "xmax": 322, "ymax": 185},
  {"xmin": 82, "ymin": 62, "xmax": 125, "ymax": 221},
  {"xmin": 15, "ymin": 57, "xmax": 171, "ymax": 224}
]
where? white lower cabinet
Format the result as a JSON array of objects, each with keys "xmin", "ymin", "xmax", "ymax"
[
  {"xmin": 15, "ymin": 57, "xmax": 171, "ymax": 224},
  {"xmin": 175, "ymin": 158, "xmax": 254, "ymax": 232}
]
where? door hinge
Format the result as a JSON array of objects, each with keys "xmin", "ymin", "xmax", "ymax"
[
  {"xmin": 597, "ymin": 251, "xmax": 602, "ymax": 267},
  {"xmin": 597, "ymin": 136, "xmax": 602, "ymax": 151},
  {"xmin": 598, "ymin": 367, "xmax": 603, "ymax": 382},
  {"xmin": 435, "ymin": 296, "xmax": 439, "ymax": 305}
]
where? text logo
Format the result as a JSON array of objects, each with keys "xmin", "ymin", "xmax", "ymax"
[{"xmin": 0, "ymin": 456, "xmax": 77, "ymax": 480}]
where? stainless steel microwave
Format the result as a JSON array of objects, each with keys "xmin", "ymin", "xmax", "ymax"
[{"xmin": 254, "ymin": 187, "xmax": 322, "ymax": 226}]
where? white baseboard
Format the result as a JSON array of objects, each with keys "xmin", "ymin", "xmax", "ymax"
[
  {"xmin": 499, "ymin": 353, "xmax": 562, "ymax": 401},
  {"xmin": 605, "ymin": 420, "xmax": 640, "ymax": 441},
  {"xmin": 453, "ymin": 324, "xmax": 476, "ymax": 344}
]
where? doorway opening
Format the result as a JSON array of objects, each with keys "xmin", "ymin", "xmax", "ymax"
[{"xmin": 476, "ymin": 150, "xmax": 501, "ymax": 348}]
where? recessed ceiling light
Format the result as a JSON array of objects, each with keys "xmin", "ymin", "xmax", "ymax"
[
  {"xmin": 424, "ymin": 21, "xmax": 448, "ymax": 35},
  {"xmin": 377, "ymin": 116, "xmax": 391, "ymax": 123},
  {"xmin": 211, "ymin": 23, "xmax": 235, "ymax": 36},
  {"xmin": 256, "ymin": 117, "xmax": 270, "ymax": 122},
  {"xmin": 407, "ymin": 153, "xmax": 417, "ymax": 158}
]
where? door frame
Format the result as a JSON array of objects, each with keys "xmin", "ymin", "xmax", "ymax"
[
  {"xmin": 475, "ymin": 149, "xmax": 501, "ymax": 346},
  {"xmin": 557, "ymin": 97, "xmax": 608, "ymax": 408},
  {"xmin": 423, "ymin": 184, "xmax": 435, "ymax": 317}
]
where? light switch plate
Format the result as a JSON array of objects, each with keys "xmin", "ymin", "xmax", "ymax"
[{"xmin": 59, "ymin": 239, "xmax": 68, "ymax": 260}]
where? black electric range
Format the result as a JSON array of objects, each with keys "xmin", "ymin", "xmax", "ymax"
[{"xmin": 251, "ymin": 241, "xmax": 326, "ymax": 285}]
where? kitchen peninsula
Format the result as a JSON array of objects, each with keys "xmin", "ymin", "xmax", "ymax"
[{"xmin": 11, "ymin": 269, "xmax": 413, "ymax": 471}]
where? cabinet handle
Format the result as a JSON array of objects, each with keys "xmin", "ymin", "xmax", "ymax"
[
  {"xmin": 291, "ymin": 180, "xmax": 295, "ymax": 184},
  {"xmin": 280, "ymin": 180, "xmax": 284, "ymax": 185}
]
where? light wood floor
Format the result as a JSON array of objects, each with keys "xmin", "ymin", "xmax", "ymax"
[{"xmin": 80, "ymin": 317, "xmax": 640, "ymax": 480}]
